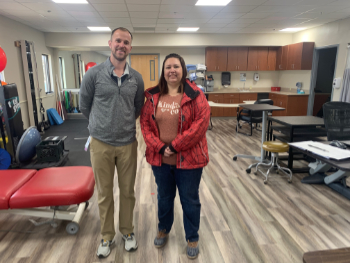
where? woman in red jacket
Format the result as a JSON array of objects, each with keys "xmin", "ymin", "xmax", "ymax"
[{"xmin": 140, "ymin": 53, "xmax": 210, "ymax": 260}]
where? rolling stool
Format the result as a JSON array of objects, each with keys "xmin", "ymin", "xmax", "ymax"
[{"xmin": 254, "ymin": 141, "xmax": 292, "ymax": 184}]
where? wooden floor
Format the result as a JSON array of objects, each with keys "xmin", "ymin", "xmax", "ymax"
[{"xmin": 1, "ymin": 118, "xmax": 350, "ymax": 263}]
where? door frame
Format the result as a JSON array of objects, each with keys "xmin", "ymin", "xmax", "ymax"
[
  {"xmin": 307, "ymin": 44, "xmax": 339, "ymax": 115},
  {"xmin": 129, "ymin": 53, "xmax": 161, "ymax": 80}
]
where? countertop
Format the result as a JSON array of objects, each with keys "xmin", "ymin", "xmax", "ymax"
[{"xmin": 205, "ymin": 88, "xmax": 309, "ymax": 96}]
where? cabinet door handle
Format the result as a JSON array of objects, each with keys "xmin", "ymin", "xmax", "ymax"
[
  {"xmin": 238, "ymin": 66, "xmax": 239, "ymax": 70},
  {"xmin": 218, "ymin": 66, "xmax": 219, "ymax": 70}
]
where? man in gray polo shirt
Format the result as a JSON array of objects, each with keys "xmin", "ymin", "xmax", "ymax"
[{"xmin": 79, "ymin": 27, "xmax": 144, "ymax": 258}]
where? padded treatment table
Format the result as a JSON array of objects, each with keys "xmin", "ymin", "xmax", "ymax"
[{"xmin": 0, "ymin": 166, "xmax": 95, "ymax": 234}]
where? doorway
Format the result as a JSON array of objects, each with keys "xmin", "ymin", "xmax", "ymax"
[
  {"xmin": 129, "ymin": 54, "xmax": 159, "ymax": 90},
  {"xmin": 308, "ymin": 46, "xmax": 338, "ymax": 116}
]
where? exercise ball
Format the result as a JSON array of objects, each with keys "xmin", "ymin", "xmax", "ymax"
[
  {"xmin": 1, "ymin": 81, "xmax": 7, "ymax": 86},
  {"xmin": 0, "ymin": 47, "xmax": 7, "ymax": 72},
  {"xmin": 85, "ymin": 62, "xmax": 96, "ymax": 72},
  {"xmin": 16, "ymin": 126, "xmax": 41, "ymax": 163}
]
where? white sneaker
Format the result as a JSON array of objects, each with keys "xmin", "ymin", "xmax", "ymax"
[
  {"xmin": 96, "ymin": 239, "xmax": 115, "ymax": 258},
  {"xmin": 122, "ymin": 233, "xmax": 138, "ymax": 251}
]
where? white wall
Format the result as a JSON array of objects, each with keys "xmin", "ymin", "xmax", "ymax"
[
  {"xmin": 0, "ymin": 14, "xmax": 56, "ymax": 129},
  {"xmin": 45, "ymin": 32, "xmax": 293, "ymax": 49},
  {"xmin": 289, "ymin": 16, "xmax": 350, "ymax": 100},
  {"xmin": 55, "ymin": 50, "xmax": 108, "ymax": 89}
]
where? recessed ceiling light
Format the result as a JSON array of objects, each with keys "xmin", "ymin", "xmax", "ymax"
[
  {"xmin": 87, "ymin": 27, "xmax": 111, "ymax": 32},
  {"xmin": 177, "ymin": 27, "xmax": 199, "ymax": 32},
  {"xmin": 280, "ymin": 28, "xmax": 306, "ymax": 32},
  {"xmin": 52, "ymin": 0, "xmax": 88, "ymax": 3},
  {"xmin": 195, "ymin": 0, "xmax": 232, "ymax": 6}
]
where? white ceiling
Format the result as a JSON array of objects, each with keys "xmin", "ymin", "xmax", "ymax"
[{"xmin": 0, "ymin": 0, "xmax": 350, "ymax": 34}]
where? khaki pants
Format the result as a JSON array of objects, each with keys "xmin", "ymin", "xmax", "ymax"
[{"xmin": 90, "ymin": 137, "xmax": 138, "ymax": 240}]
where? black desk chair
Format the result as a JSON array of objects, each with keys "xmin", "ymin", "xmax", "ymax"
[
  {"xmin": 236, "ymin": 99, "xmax": 273, "ymax": 136},
  {"xmin": 323, "ymin": 101, "xmax": 350, "ymax": 141},
  {"xmin": 304, "ymin": 102, "xmax": 350, "ymax": 189}
]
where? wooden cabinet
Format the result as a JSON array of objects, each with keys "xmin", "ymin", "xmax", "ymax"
[
  {"xmin": 208, "ymin": 94, "xmax": 224, "ymax": 117},
  {"xmin": 239, "ymin": 93, "xmax": 257, "ymax": 103},
  {"xmin": 267, "ymin": 47, "xmax": 278, "ymax": 71},
  {"xmin": 269, "ymin": 93, "xmax": 309, "ymax": 116},
  {"xmin": 205, "ymin": 47, "xmax": 228, "ymax": 71},
  {"xmin": 247, "ymin": 47, "xmax": 268, "ymax": 71},
  {"xmin": 227, "ymin": 47, "xmax": 248, "ymax": 71},
  {"xmin": 276, "ymin": 45, "xmax": 289, "ymax": 70},
  {"xmin": 287, "ymin": 42, "xmax": 314, "ymax": 70},
  {"xmin": 223, "ymin": 94, "xmax": 239, "ymax": 116}
]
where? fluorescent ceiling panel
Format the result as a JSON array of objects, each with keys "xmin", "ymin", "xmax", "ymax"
[
  {"xmin": 87, "ymin": 26, "xmax": 111, "ymax": 31},
  {"xmin": 177, "ymin": 27, "xmax": 199, "ymax": 31},
  {"xmin": 279, "ymin": 27, "xmax": 306, "ymax": 31},
  {"xmin": 195, "ymin": 0, "xmax": 231, "ymax": 6},
  {"xmin": 52, "ymin": 0, "xmax": 88, "ymax": 3}
]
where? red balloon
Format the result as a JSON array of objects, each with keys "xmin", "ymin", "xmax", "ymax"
[
  {"xmin": 0, "ymin": 47, "xmax": 7, "ymax": 72},
  {"xmin": 85, "ymin": 62, "xmax": 97, "ymax": 72}
]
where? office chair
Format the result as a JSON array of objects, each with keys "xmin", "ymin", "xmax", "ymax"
[
  {"xmin": 304, "ymin": 102, "xmax": 350, "ymax": 192},
  {"xmin": 236, "ymin": 99, "xmax": 273, "ymax": 136},
  {"xmin": 323, "ymin": 101, "xmax": 350, "ymax": 141}
]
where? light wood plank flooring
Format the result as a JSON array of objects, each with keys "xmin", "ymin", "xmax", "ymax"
[{"xmin": 1, "ymin": 118, "xmax": 350, "ymax": 263}]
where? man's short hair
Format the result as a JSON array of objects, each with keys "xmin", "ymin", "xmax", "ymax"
[{"xmin": 111, "ymin": 27, "xmax": 133, "ymax": 41}]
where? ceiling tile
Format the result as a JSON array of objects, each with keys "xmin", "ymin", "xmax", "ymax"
[
  {"xmin": 0, "ymin": 2, "xmax": 30, "ymax": 10},
  {"xmin": 180, "ymin": 19, "xmax": 209, "ymax": 24},
  {"xmin": 160, "ymin": 0, "xmax": 197, "ymax": 4},
  {"xmin": 65, "ymin": 26, "xmax": 91, "ymax": 32},
  {"xmin": 92, "ymin": 4, "xmax": 128, "ymax": 12},
  {"xmin": 106, "ymin": 23, "xmax": 133, "ymax": 28},
  {"xmin": 98, "ymin": 11, "xmax": 129, "ymax": 18},
  {"xmin": 200, "ymin": 23, "xmax": 228, "ymax": 28},
  {"xmin": 125, "ymin": 0, "xmax": 161, "ymax": 4},
  {"xmin": 129, "ymin": 12, "xmax": 159, "ymax": 18},
  {"xmin": 329, "ymin": 0, "xmax": 350, "ymax": 5},
  {"xmin": 197, "ymin": 28, "xmax": 222, "ymax": 33},
  {"xmin": 239, "ymin": 13, "xmax": 272, "ymax": 18},
  {"xmin": 155, "ymin": 28, "xmax": 177, "ymax": 32},
  {"xmin": 131, "ymin": 18, "xmax": 157, "ymax": 24},
  {"xmin": 157, "ymin": 18, "xmax": 185, "ymax": 24},
  {"xmin": 225, "ymin": 23, "xmax": 251, "ymax": 28},
  {"xmin": 89, "ymin": 0, "xmax": 124, "ymax": 3},
  {"xmin": 103, "ymin": 17, "xmax": 132, "ymax": 23},
  {"xmin": 219, "ymin": 5, "xmax": 258, "ymax": 13},
  {"xmin": 228, "ymin": 0, "xmax": 267, "ymax": 5},
  {"xmin": 263, "ymin": 0, "xmax": 303, "ymax": 5},
  {"xmin": 132, "ymin": 23, "xmax": 157, "ymax": 27},
  {"xmin": 208, "ymin": 18, "xmax": 234, "ymax": 24},
  {"xmin": 158, "ymin": 12, "xmax": 185, "ymax": 19},
  {"xmin": 127, "ymin": 4, "xmax": 160, "ymax": 12},
  {"xmin": 183, "ymin": 12, "xmax": 217, "ymax": 19},
  {"xmin": 191, "ymin": 6, "xmax": 224, "ymax": 13},
  {"xmin": 212, "ymin": 12, "xmax": 246, "ymax": 19},
  {"xmin": 68, "ymin": 11, "xmax": 101, "ymax": 17},
  {"xmin": 219, "ymin": 28, "xmax": 242, "ymax": 33},
  {"xmin": 160, "ymin": 5, "xmax": 192, "ymax": 12},
  {"xmin": 232, "ymin": 18, "xmax": 261, "ymax": 23},
  {"xmin": 298, "ymin": 0, "xmax": 337, "ymax": 4},
  {"xmin": 57, "ymin": 4, "xmax": 96, "ymax": 12}
]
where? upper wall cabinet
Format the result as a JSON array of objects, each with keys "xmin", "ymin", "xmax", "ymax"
[
  {"xmin": 205, "ymin": 47, "xmax": 228, "ymax": 71},
  {"xmin": 276, "ymin": 45, "xmax": 289, "ymax": 70},
  {"xmin": 205, "ymin": 42, "xmax": 314, "ymax": 72},
  {"xmin": 287, "ymin": 42, "xmax": 314, "ymax": 70},
  {"xmin": 227, "ymin": 47, "xmax": 248, "ymax": 71}
]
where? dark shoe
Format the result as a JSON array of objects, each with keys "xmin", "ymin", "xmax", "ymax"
[
  {"xmin": 187, "ymin": 240, "xmax": 199, "ymax": 259},
  {"xmin": 154, "ymin": 229, "xmax": 169, "ymax": 248}
]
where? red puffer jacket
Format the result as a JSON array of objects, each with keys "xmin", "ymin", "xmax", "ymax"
[{"xmin": 140, "ymin": 80, "xmax": 210, "ymax": 169}]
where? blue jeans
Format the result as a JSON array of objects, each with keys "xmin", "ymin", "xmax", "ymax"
[{"xmin": 152, "ymin": 164, "xmax": 203, "ymax": 242}]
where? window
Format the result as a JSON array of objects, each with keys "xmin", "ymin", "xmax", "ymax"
[
  {"xmin": 59, "ymin": 57, "xmax": 66, "ymax": 89},
  {"xmin": 42, "ymin": 54, "xmax": 52, "ymax": 93}
]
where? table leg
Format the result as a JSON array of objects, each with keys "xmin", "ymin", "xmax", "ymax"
[
  {"xmin": 233, "ymin": 111, "xmax": 268, "ymax": 173},
  {"xmin": 288, "ymin": 127, "xmax": 294, "ymax": 170}
]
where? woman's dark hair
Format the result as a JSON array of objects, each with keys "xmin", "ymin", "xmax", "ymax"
[{"xmin": 158, "ymin": 53, "xmax": 187, "ymax": 95}]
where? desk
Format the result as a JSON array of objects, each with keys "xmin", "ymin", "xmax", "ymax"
[
  {"xmin": 289, "ymin": 142, "xmax": 350, "ymax": 200},
  {"xmin": 303, "ymin": 247, "xmax": 350, "ymax": 263},
  {"xmin": 233, "ymin": 104, "xmax": 285, "ymax": 173},
  {"xmin": 267, "ymin": 116, "xmax": 325, "ymax": 172},
  {"xmin": 207, "ymin": 101, "xmax": 240, "ymax": 130}
]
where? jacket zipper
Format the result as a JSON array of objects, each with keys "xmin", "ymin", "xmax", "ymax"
[{"xmin": 180, "ymin": 108, "xmax": 183, "ymax": 169}]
